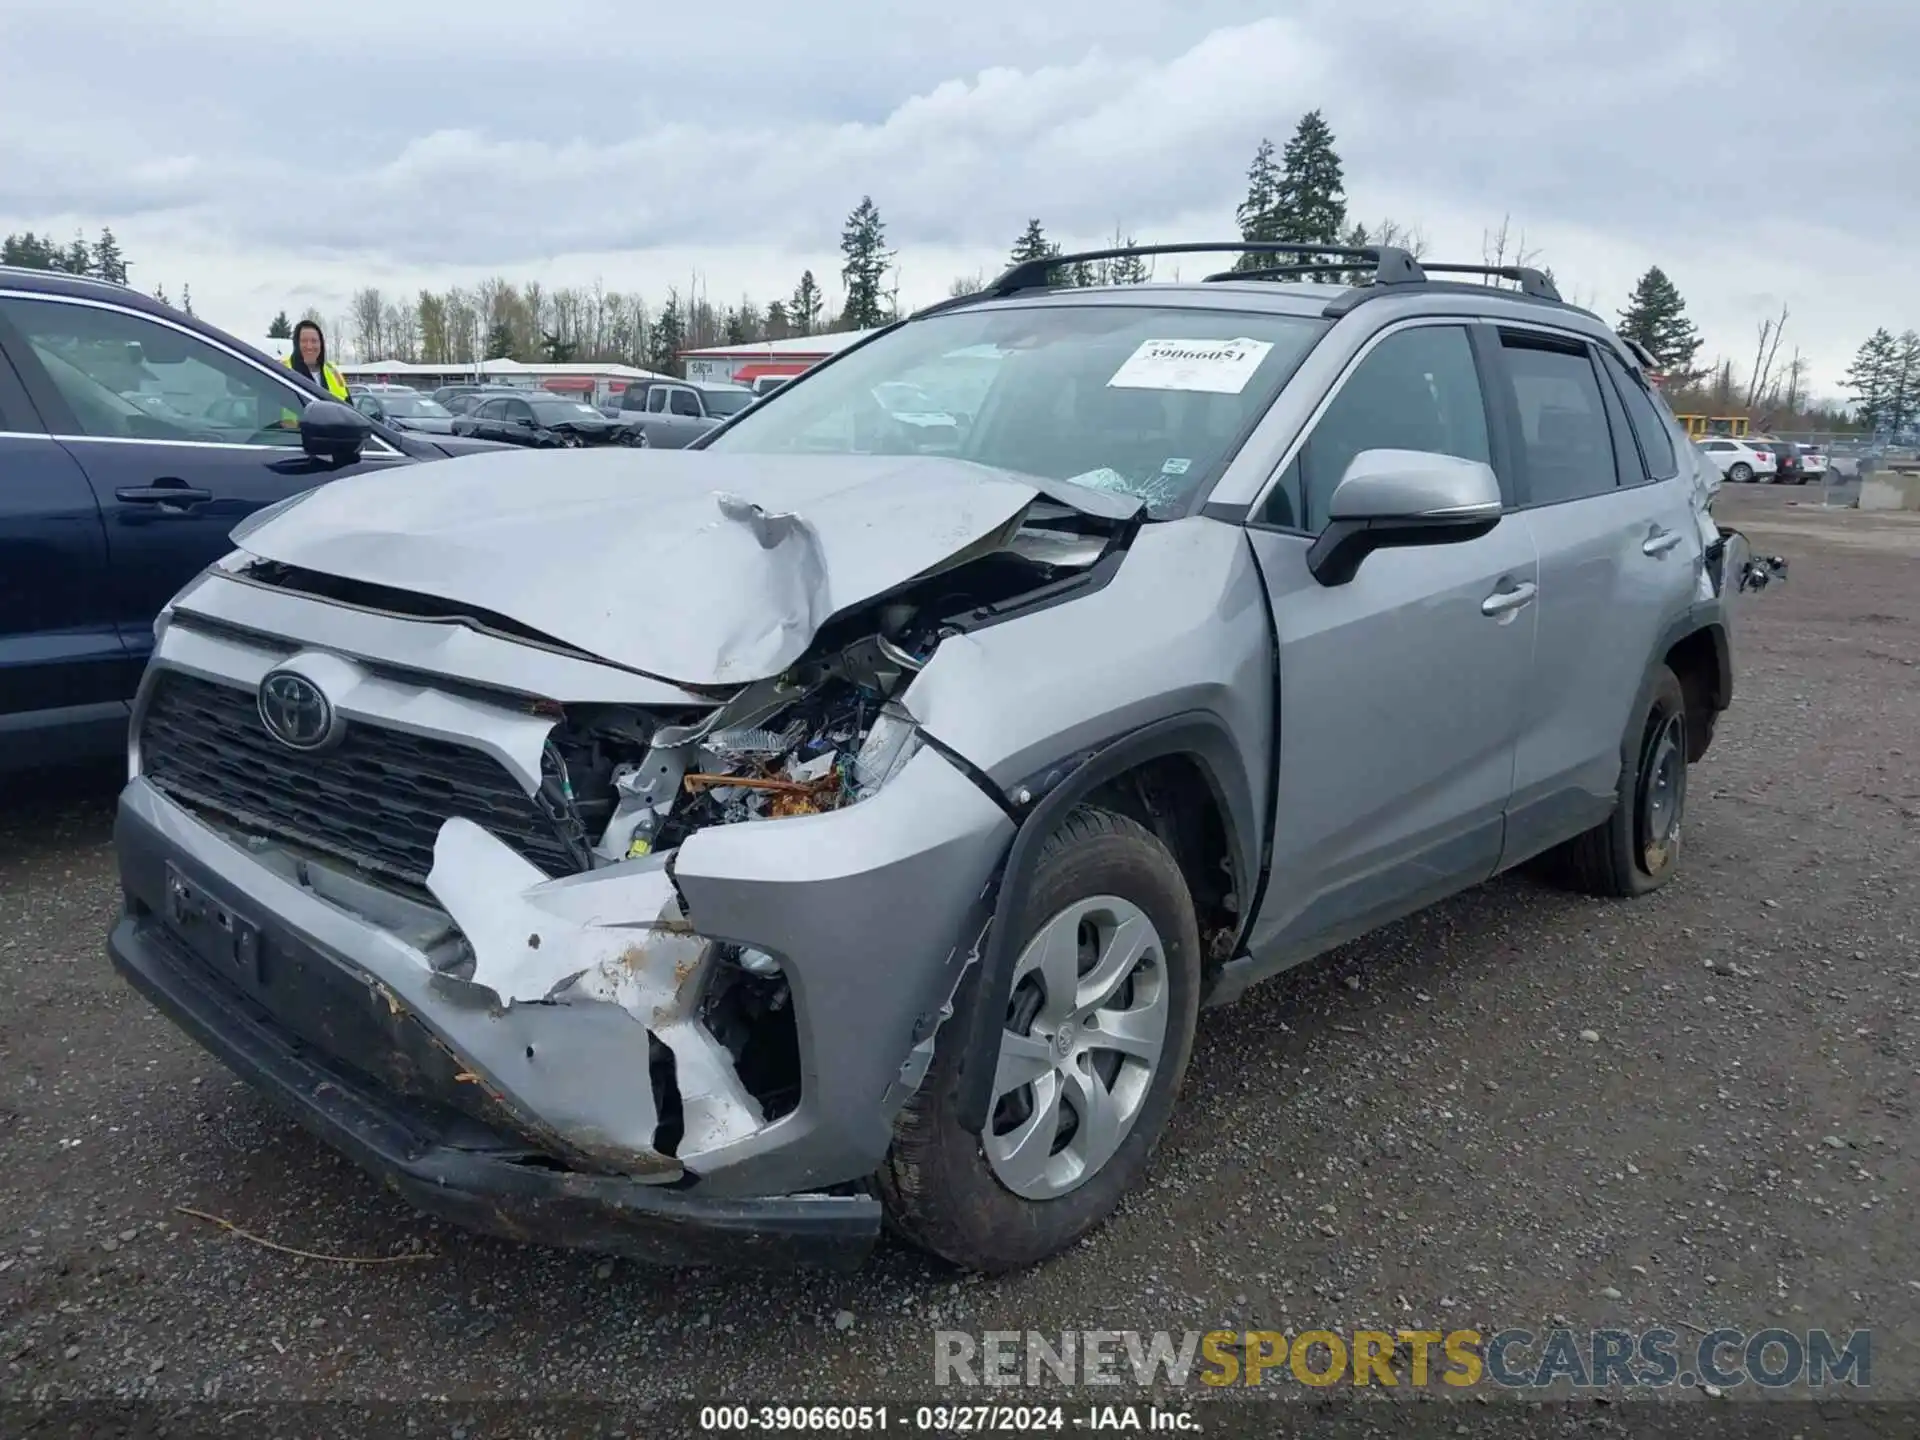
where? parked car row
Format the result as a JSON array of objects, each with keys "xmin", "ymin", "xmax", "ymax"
[
  {"xmin": 453, "ymin": 391, "xmax": 646, "ymax": 448},
  {"xmin": 603, "ymin": 377, "xmax": 758, "ymax": 448},
  {"xmin": 1694, "ymin": 435, "xmax": 1828, "ymax": 484}
]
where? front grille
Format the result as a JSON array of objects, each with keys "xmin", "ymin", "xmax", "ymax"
[{"xmin": 139, "ymin": 672, "xmax": 579, "ymax": 889}]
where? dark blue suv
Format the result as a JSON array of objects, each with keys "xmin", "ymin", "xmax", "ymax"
[{"xmin": 0, "ymin": 268, "xmax": 500, "ymax": 774}]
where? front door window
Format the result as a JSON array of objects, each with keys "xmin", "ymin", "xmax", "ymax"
[{"xmin": 0, "ymin": 297, "xmax": 308, "ymax": 447}]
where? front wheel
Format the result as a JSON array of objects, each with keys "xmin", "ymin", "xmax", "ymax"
[
  {"xmin": 1728, "ymin": 462, "xmax": 1753, "ymax": 483},
  {"xmin": 1541, "ymin": 665, "xmax": 1688, "ymax": 898},
  {"xmin": 877, "ymin": 807, "xmax": 1202, "ymax": 1272}
]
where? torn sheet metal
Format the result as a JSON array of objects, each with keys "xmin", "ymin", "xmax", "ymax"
[
  {"xmin": 425, "ymin": 817, "xmax": 765, "ymax": 1162},
  {"xmin": 229, "ymin": 448, "xmax": 1057, "ymax": 686}
]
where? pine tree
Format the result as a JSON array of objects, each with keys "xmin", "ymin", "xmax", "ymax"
[
  {"xmin": 1889, "ymin": 330, "xmax": 1920, "ymax": 434},
  {"xmin": 1272, "ymin": 110, "xmax": 1346, "ymax": 279},
  {"xmin": 1233, "ymin": 139, "xmax": 1281, "ymax": 271},
  {"xmin": 764, "ymin": 300, "xmax": 792, "ymax": 340},
  {"xmin": 1616, "ymin": 267, "xmax": 1702, "ymax": 375},
  {"xmin": 2, "ymin": 231, "xmax": 56, "ymax": 268},
  {"xmin": 1107, "ymin": 240, "xmax": 1149, "ymax": 285},
  {"xmin": 646, "ymin": 294, "xmax": 685, "ymax": 374},
  {"xmin": 268, "ymin": 310, "xmax": 293, "ymax": 339},
  {"xmin": 838, "ymin": 196, "xmax": 893, "ymax": 331},
  {"xmin": 790, "ymin": 270, "xmax": 823, "ymax": 336},
  {"xmin": 1093, "ymin": 226, "xmax": 1149, "ymax": 285},
  {"xmin": 60, "ymin": 232, "xmax": 92, "ymax": 276},
  {"xmin": 153, "ymin": 283, "xmax": 171, "ymax": 307},
  {"xmin": 180, "ymin": 285, "xmax": 195, "ymax": 318},
  {"xmin": 484, "ymin": 319, "xmax": 515, "ymax": 359},
  {"xmin": 1844, "ymin": 329, "xmax": 1900, "ymax": 431},
  {"xmin": 1008, "ymin": 219, "xmax": 1053, "ymax": 268},
  {"xmin": 92, "ymin": 227, "xmax": 128, "ymax": 284}
]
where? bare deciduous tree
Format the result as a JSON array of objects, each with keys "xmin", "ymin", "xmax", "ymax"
[
  {"xmin": 1480, "ymin": 213, "xmax": 1544, "ymax": 286},
  {"xmin": 1744, "ymin": 304, "xmax": 1789, "ymax": 409}
]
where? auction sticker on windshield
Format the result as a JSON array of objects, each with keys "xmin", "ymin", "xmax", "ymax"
[{"xmin": 1108, "ymin": 337, "xmax": 1274, "ymax": 394}]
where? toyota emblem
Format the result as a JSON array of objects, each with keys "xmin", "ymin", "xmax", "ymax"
[{"xmin": 257, "ymin": 669, "xmax": 341, "ymax": 751}]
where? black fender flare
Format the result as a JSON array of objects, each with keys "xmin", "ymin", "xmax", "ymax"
[
  {"xmin": 948, "ymin": 711, "xmax": 1260, "ymax": 1133},
  {"xmin": 1655, "ymin": 602, "xmax": 1732, "ymax": 711},
  {"xmin": 1634, "ymin": 602, "xmax": 1732, "ymax": 770}
]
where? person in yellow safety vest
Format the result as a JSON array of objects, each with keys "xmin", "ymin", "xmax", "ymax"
[{"xmin": 279, "ymin": 319, "xmax": 349, "ymax": 427}]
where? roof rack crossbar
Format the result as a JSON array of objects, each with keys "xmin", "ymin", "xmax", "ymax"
[
  {"xmin": 986, "ymin": 241, "xmax": 1426, "ymax": 296},
  {"xmin": 1413, "ymin": 263, "xmax": 1561, "ymax": 301},
  {"xmin": 1201, "ymin": 263, "xmax": 1382, "ymax": 283}
]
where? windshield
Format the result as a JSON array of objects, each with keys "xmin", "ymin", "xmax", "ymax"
[
  {"xmin": 378, "ymin": 391, "xmax": 450, "ymax": 418},
  {"xmin": 875, "ymin": 381, "xmax": 946, "ymax": 414},
  {"xmin": 699, "ymin": 387, "xmax": 756, "ymax": 417},
  {"xmin": 531, "ymin": 399, "xmax": 604, "ymax": 423},
  {"xmin": 704, "ymin": 304, "xmax": 1328, "ymax": 514}
]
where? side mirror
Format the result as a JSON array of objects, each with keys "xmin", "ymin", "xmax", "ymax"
[
  {"xmin": 300, "ymin": 399, "xmax": 373, "ymax": 465},
  {"xmin": 1307, "ymin": 449, "xmax": 1504, "ymax": 587}
]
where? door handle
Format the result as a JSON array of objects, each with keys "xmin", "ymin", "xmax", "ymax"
[
  {"xmin": 116, "ymin": 483, "xmax": 213, "ymax": 505},
  {"xmin": 1481, "ymin": 580, "xmax": 1537, "ymax": 617},
  {"xmin": 1643, "ymin": 528, "xmax": 1683, "ymax": 557}
]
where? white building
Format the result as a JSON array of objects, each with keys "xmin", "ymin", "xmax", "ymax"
[
  {"xmin": 678, "ymin": 329, "xmax": 876, "ymax": 386},
  {"xmin": 331, "ymin": 357, "xmax": 673, "ymax": 407}
]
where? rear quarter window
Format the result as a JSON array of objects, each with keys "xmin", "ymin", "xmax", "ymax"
[{"xmin": 1599, "ymin": 350, "xmax": 1680, "ymax": 480}]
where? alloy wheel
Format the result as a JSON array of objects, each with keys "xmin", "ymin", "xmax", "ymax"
[{"xmin": 983, "ymin": 896, "xmax": 1170, "ymax": 1201}]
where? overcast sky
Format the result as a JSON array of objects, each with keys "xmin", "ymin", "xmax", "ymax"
[{"xmin": 3, "ymin": 0, "xmax": 1912, "ymax": 393}]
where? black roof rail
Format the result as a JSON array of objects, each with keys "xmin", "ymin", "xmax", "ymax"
[
  {"xmin": 1201, "ymin": 262, "xmax": 1380, "ymax": 283},
  {"xmin": 1412, "ymin": 263, "xmax": 1560, "ymax": 300},
  {"xmin": 984, "ymin": 241, "xmax": 1426, "ymax": 296}
]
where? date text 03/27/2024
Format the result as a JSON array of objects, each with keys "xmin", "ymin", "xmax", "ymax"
[{"xmin": 698, "ymin": 1405, "xmax": 1195, "ymax": 1432}]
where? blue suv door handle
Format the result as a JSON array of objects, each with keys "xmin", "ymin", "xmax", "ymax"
[{"xmin": 116, "ymin": 483, "xmax": 213, "ymax": 506}]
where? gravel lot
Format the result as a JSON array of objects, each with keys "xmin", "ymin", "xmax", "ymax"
[{"xmin": 2, "ymin": 482, "xmax": 1916, "ymax": 1415}]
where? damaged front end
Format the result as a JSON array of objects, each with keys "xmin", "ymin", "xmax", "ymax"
[{"xmin": 110, "ymin": 476, "xmax": 1130, "ymax": 1265}]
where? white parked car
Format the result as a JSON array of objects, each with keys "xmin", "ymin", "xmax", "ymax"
[
  {"xmin": 1695, "ymin": 436, "xmax": 1775, "ymax": 482},
  {"xmin": 1796, "ymin": 444, "xmax": 1829, "ymax": 479}
]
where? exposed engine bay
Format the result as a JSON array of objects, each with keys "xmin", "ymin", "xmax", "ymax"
[
  {"xmin": 464, "ymin": 500, "xmax": 1123, "ymax": 1129},
  {"xmin": 166, "ymin": 489, "xmax": 1131, "ymax": 1145},
  {"xmin": 531, "ymin": 500, "xmax": 1122, "ymax": 869}
]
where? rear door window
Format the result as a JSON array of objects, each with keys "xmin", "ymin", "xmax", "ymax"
[{"xmin": 1496, "ymin": 335, "xmax": 1621, "ymax": 506}]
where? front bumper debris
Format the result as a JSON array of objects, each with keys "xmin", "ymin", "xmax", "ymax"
[
  {"xmin": 108, "ymin": 732, "xmax": 1012, "ymax": 1256},
  {"xmin": 108, "ymin": 904, "xmax": 878, "ymax": 1269}
]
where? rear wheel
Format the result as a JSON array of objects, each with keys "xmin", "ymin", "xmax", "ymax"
[
  {"xmin": 877, "ymin": 807, "xmax": 1201, "ymax": 1272},
  {"xmin": 1728, "ymin": 462, "xmax": 1753, "ymax": 483},
  {"xmin": 1542, "ymin": 665, "xmax": 1688, "ymax": 898}
]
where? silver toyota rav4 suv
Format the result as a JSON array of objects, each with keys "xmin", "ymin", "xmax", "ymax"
[{"xmin": 109, "ymin": 242, "xmax": 1777, "ymax": 1273}]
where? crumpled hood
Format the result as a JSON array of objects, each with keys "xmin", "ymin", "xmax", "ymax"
[{"xmin": 232, "ymin": 448, "xmax": 1109, "ymax": 686}]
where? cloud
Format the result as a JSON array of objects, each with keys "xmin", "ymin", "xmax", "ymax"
[{"xmin": 3, "ymin": 0, "xmax": 1913, "ymax": 391}]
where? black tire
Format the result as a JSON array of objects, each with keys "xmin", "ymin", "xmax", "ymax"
[
  {"xmin": 1728, "ymin": 463, "xmax": 1753, "ymax": 483},
  {"xmin": 876, "ymin": 806, "xmax": 1202, "ymax": 1272},
  {"xmin": 1543, "ymin": 665, "xmax": 1689, "ymax": 898}
]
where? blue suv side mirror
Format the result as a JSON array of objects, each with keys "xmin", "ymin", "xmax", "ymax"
[{"xmin": 300, "ymin": 399, "xmax": 373, "ymax": 466}]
